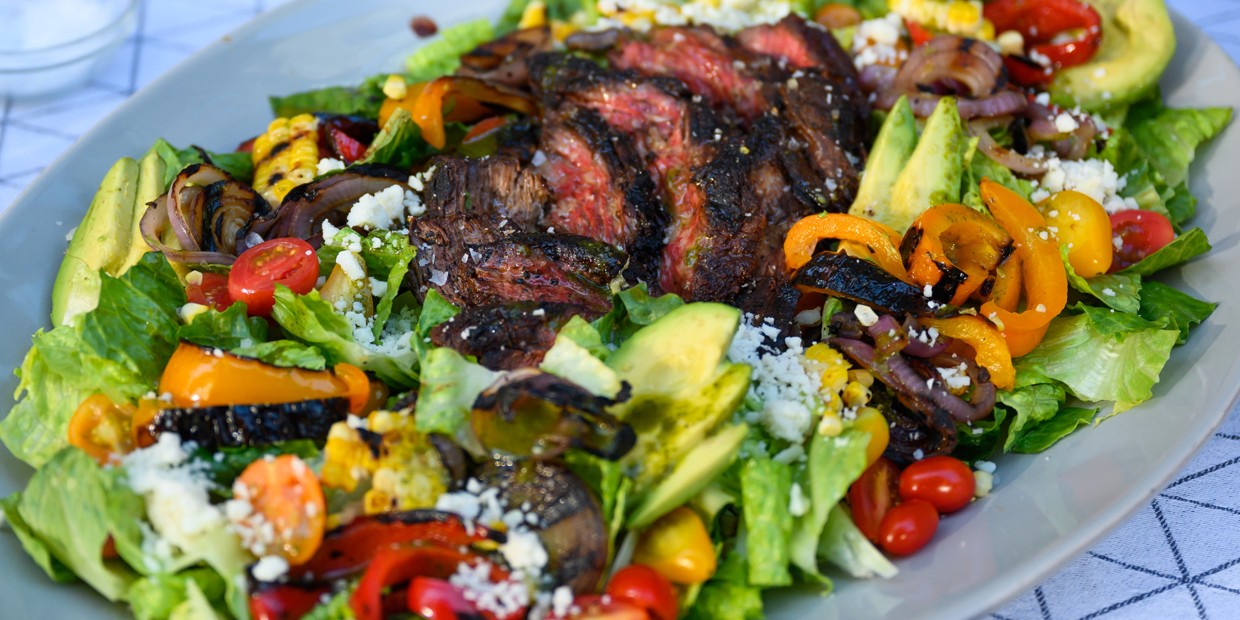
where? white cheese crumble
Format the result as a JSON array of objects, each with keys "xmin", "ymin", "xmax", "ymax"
[
  {"xmin": 1054, "ymin": 112, "xmax": 1079, "ymax": 133},
  {"xmin": 316, "ymin": 157, "xmax": 345, "ymax": 176},
  {"xmin": 727, "ymin": 315, "xmax": 824, "ymax": 443},
  {"xmin": 336, "ymin": 250, "xmax": 366, "ymax": 282},
  {"xmin": 853, "ymin": 304, "xmax": 879, "ymax": 327},
  {"xmin": 346, "ymin": 185, "xmax": 409, "ymax": 230},
  {"xmin": 594, "ymin": 0, "xmax": 791, "ymax": 32},
  {"xmin": 974, "ymin": 470, "xmax": 994, "ymax": 497},
  {"xmin": 788, "ymin": 482, "xmax": 809, "ymax": 517},
  {"xmin": 975, "ymin": 460, "xmax": 997, "ymax": 474},
  {"xmin": 252, "ymin": 555, "xmax": 290, "ymax": 582},
  {"xmin": 122, "ymin": 434, "xmax": 225, "ymax": 560},
  {"xmin": 936, "ymin": 363, "xmax": 971, "ymax": 391},
  {"xmin": 852, "ymin": 13, "xmax": 907, "ymax": 70},
  {"xmin": 1027, "ymin": 147, "xmax": 1139, "ymax": 214}
]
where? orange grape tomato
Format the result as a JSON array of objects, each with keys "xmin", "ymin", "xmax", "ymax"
[{"xmin": 234, "ymin": 455, "xmax": 326, "ymax": 566}]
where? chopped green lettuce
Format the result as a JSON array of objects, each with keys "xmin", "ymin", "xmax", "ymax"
[
  {"xmin": 1062, "ymin": 248, "xmax": 1142, "ymax": 313},
  {"xmin": 593, "ymin": 284, "xmax": 684, "ymax": 346},
  {"xmin": 1119, "ymin": 227, "xmax": 1211, "ymax": 276},
  {"xmin": 952, "ymin": 405, "xmax": 1008, "ymax": 462},
  {"xmin": 269, "ymin": 74, "xmax": 388, "ymax": 119},
  {"xmin": 1, "ymin": 254, "xmax": 183, "ymax": 466},
  {"xmin": 997, "ymin": 383, "xmax": 1066, "ymax": 451},
  {"xmin": 414, "ymin": 347, "xmax": 498, "ymax": 441},
  {"xmin": 128, "ymin": 569, "xmax": 226, "ymax": 620},
  {"xmin": 302, "ymin": 587, "xmax": 357, "ymax": 620},
  {"xmin": 1015, "ymin": 311, "xmax": 1177, "ymax": 414},
  {"xmin": 1127, "ymin": 98, "xmax": 1232, "ymax": 188},
  {"xmin": 355, "ymin": 108, "xmax": 437, "ymax": 170},
  {"xmin": 789, "ymin": 430, "xmax": 868, "ymax": 581},
  {"xmin": 271, "ymin": 286, "xmax": 419, "ymax": 388},
  {"xmin": 179, "ymin": 303, "xmax": 327, "ymax": 370},
  {"xmin": 818, "ymin": 504, "xmax": 898, "ymax": 579},
  {"xmin": 740, "ymin": 458, "xmax": 794, "ymax": 587},
  {"xmin": 151, "ymin": 138, "xmax": 252, "ymax": 185},
  {"xmin": 684, "ymin": 550, "xmax": 765, "ymax": 620},
  {"xmin": 1009, "ymin": 407, "xmax": 1098, "ymax": 454},
  {"xmin": 1137, "ymin": 281, "xmax": 1216, "ymax": 344},
  {"xmin": 407, "ymin": 18, "xmax": 496, "ymax": 81}
]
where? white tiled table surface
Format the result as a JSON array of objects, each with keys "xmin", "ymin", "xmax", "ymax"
[{"xmin": 1, "ymin": 1, "xmax": 1238, "ymax": 618}]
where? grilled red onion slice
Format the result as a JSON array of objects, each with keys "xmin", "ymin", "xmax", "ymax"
[
  {"xmin": 139, "ymin": 194, "xmax": 237, "ymax": 265},
  {"xmin": 901, "ymin": 316, "xmax": 950, "ymax": 358},
  {"xmin": 968, "ymin": 118, "xmax": 1049, "ymax": 176},
  {"xmin": 875, "ymin": 35, "xmax": 1027, "ymax": 119},
  {"xmin": 140, "ymin": 163, "xmax": 269, "ymax": 265},
  {"xmin": 243, "ymin": 166, "xmax": 411, "ymax": 250},
  {"xmin": 832, "ymin": 336, "xmax": 993, "ymax": 423}
]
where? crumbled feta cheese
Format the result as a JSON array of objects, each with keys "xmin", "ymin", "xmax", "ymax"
[
  {"xmin": 852, "ymin": 13, "xmax": 907, "ymax": 70},
  {"xmin": 346, "ymin": 185, "xmax": 407, "ymax": 230},
  {"xmin": 316, "ymin": 157, "xmax": 345, "ymax": 176},
  {"xmin": 321, "ymin": 220, "xmax": 341, "ymax": 243},
  {"xmin": 1101, "ymin": 287, "xmax": 1116, "ymax": 297},
  {"xmin": 122, "ymin": 434, "xmax": 225, "ymax": 556},
  {"xmin": 912, "ymin": 448, "xmax": 925, "ymax": 461},
  {"xmin": 336, "ymin": 250, "xmax": 366, "ymax": 282},
  {"xmin": 788, "ymin": 482, "xmax": 809, "ymax": 517},
  {"xmin": 1028, "ymin": 147, "xmax": 1138, "ymax": 214},
  {"xmin": 252, "ymin": 556, "xmax": 290, "ymax": 582},
  {"xmin": 974, "ymin": 470, "xmax": 994, "ymax": 497},
  {"xmin": 369, "ymin": 277, "xmax": 389, "ymax": 298},
  {"xmin": 1054, "ymin": 112, "xmax": 1079, "ymax": 133},
  {"xmin": 975, "ymin": 460, "xmax": 997, "ymax": 474},
  {"xmin": 936, "ymin": 363, "xmax": 972, "ymax": 391},
  {"xmin": 551, "ymin": 586, "xmax": 574, "ymax": 618},
  {"xmin": 854, "ymin": 304, "xmax": 879, "ymax": 327},
  {"xmin": 727, "ymin": 316, "xmax": 824, "ymax": 443}
]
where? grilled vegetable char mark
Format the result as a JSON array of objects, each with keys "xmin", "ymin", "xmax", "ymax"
[{"xmin": 149, "ymin": 398, "xmax": 349, "ymax": 450}]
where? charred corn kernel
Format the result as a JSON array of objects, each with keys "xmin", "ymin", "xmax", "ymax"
[
  {"xmin": 847, "ymin": 369, "xmax": 874, "ymax": 388},
  {"xmin": 321, "ymin": 411, "xmax": 449, "ymax": 514},
  {"xmin": 252, "ymin": 114, "xmax": 319, "ymax": 206},
  {"xmin": 818, "ymin": 410, "xmax": 844, "ymax": 437},
  {"xmin": 551, "ymin": 20, "xmax": 579, "ymax": 41},
  {"xmin": 805, "ymin": 342, "xmax": 851, "ymax": 394},
  {"xmin": 518, "ymin": 1, "xmax": 547, "ymax": 29},
  {"xmin": 842, "ymin": 380, "xmax": 871, "ymax": 408},
  {"xmin": 852, "ymin": 406, "xmax": 889, "ymax": 466},
  {"xmin": 382, "ymin": 74, "xmax": 407, "ymax": 100},
  {"xmin": 889, "ymin": 0, "xmax": 991, "ymax": 39}
]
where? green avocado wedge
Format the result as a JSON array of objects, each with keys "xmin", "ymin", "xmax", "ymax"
[
  {"xmin": 1050, "ymin": 0, "xmax": 1176, "ymax": 111},
  {"xmin": 51, "ymin": 158, "xmax": 140, "ymax": 326},
  {"xmin": 882, "ymin": 97, "xmax": 967, "ymax": 233},
  {"xmin": 848, "ymin": 95, "xmax": 916, "ymax": 224},
  {"xmin": 626, "ymin": 422, "xmax": 749, "ymax": 530}
]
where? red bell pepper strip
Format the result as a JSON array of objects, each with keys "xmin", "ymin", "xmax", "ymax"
[
  {"xmin": 985, "ymin": 0, "xmax": 1102, "ymax": 85},
  {"xmin": 350, "ymin": 544, "xmax": 510, "ymax": 620}
]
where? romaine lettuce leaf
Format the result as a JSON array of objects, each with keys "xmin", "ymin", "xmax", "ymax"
[
  {"xmin": 1009, "ymin": 406, "xmax": 1098, "ymax": 453},
  {"xmin": 952, "ymin": 405, "xmax": 1008, "ymax": 462},
  {"xmin": 1127, "ymin": 99, "xmax": 1232, "ymax": 188},
  {"xmin": 407, "ymin": 18, "xmax": 495, "ymax": 81},
  {"xmin": 1119, "ymin": 227, "xmax": 1211, "ymax": 276},
  {"xmin": 414, "ymin": 347, "xmax": 497, "ymax": 441},
  {"xmin": 269, "ymin": 73, "xmax": 388, "ymax": 119},
  {"xmin": 684, "ymin": 551, "xmax": 764, "ymax": 620},
  {"xmin": 740, "ymin": 458, "xmax": 793, "ymax": 587},
  {"xmin": 789, "ymin": 430, "xmax": 867, "ymax": 580},
  {"xmin": 179, "ymin": 303, "xmax": 326, "ymax": 369},
  {"xmin": 1, "ymin": 254, "xmax": 183, "ymax": 466},
  {"xmin": 1137, "ymin": 281, "xmax": 1216, "ymax": 344},
  {"xmin": 997, "ymin": 383, "xmax": 1066, "ymax": 451},
  {"xmin": 818, "ymin": 504, "xmax": 898, "ymax": 579},
  {"xmin": 356, "ymin": 108, "xmax": 434, "ymax": 170},
  {"xmin": 1061, "ymin": 248, "xmax": 1142, "ymax": 313},
  {"xmin": 151, "ymin": 138, "xmax": 253, "ymax": 185},
  {"xmin": 1015, "ymin": 313, "xmax": 1177, "ymax": 414},
  {"xmin": 593, "ymin": 285, "xmax": 684, "ymax": 346},
  {"xmin": 128, "ymin": 569, "xmax": 226, "ymax": 620},
  {"xmin": 271, "ymin": 286, "xmax": 419, "ymax": 388}
]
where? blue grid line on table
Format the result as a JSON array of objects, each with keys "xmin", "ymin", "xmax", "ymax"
[{"xmin": 0, "ymin": 1, "xmax": 1237, "ymax": 619}]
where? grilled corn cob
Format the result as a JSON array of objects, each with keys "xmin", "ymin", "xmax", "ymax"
[
  {"xmin": 321, "ymin": 410, "xmax": 449, "ymax": 515},
  {"xmin": 889, "ymin": 0, "xmax": 993, "ymax": 39},
  {"xmin": 251, "ymin": 113, "xmax": 319, "ymax": 206}
]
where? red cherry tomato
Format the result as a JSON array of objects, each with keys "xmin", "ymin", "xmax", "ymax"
[
  {"xmin": 228, "ymin": 238, "xmax": 319, "ymax": 317},
  {"xmin": 187, "ymin": 272, "xmax": 233, "ymax": 311},
  {"xmin": 879, "ymin": 498, "xmax": 939, "ymax": 556},
  {"xmin": 549, "ymin": 595, "xmax": 650, "ymax": 620},
  {"xmin": 904, "ymin": 19, "xmax": 934, "ymax": 47},
  {"xmin": 847, "ymin": 457, "xmax": 901, "ymax": 543},
  {"xmin": 605, "ymin": 564, "xmax": 679, "ymax": 620},
  {"xmin": 330, "ymin": 126, "xmax": 368, "ymax": 164},
  {"xmin": 407, "ymin": 577, "xmax": 477, "ymax": 619},
  {"xmin": 898, "ymin": 456, "xmax": 975, "ymax": 514},
  {"xmin": 1109, "ymin": 209, "xmax": 1175, "ymax": 272}
]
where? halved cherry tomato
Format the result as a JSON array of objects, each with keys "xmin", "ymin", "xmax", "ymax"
[
  {"xmin": 815, "ymin": 3, "xmax": 862, "ymax": 29},
  {"xmin": 186, "ymin": 272, "xmax": 233, "ymax": 312},
  {"xmin": 250, "ymin": 584, "xmax": 331, "ymax": 620},
  {"xmin": 898, "ymin": 456, "xmax": 975, "ymax": 514},
  {"xmin": 159, "ymin": 342, "xmax": 370, "ymax": 413},
  {"xmin": 407, "ymin": 577, "xmax": 478, "ymax": 619},
  {"xmin": 1038, "ymin": 191, "xmax": 1113, "ymax": 277},
  {"xmin": 549, "ymin": 595, "xmax": 650, "ymax": 620},
  {"xmin": 228, "ymin": 238, "xmax": 319, "ymax": 317},
  {"xmin": 606, "ymin": 564, "xmax": 679, "ymax": 620},
  {"xmin": 847, "ymin": 457, "xmax": 901, "ymax": 543},
  {"xmin": 632, "ymin": 507, "xmax": 717, "ymax": 585},
  {"xmin": 878, "ymin": 498, "xmax": 939, "ymax": 556},
  {"xmin": 234, "ymin": 455, "xmax": 326, "ymax": 566},
  {"xmin": 67, "ymin": 394, "xmax": 135, "ymax": 464},
  {"xmin": 329, "ymin": 126, "xmax": 368, "ymax": 164},
  {"xmin": 852, "ymin": 407, "xmax": 890, "ymax": 468},
  {"xmin": 1109, "ymin": 209, "xmax": 1175, "ymax": 272}
]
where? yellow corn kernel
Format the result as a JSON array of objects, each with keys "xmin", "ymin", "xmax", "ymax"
[
  {"xmin": 251, "ymin": 114, "xmax": 319, "ymax": 206},
  {"xmin": 382, "ymin": 74, "xmax": 407, "ymax": 100},
  {"xmin": 847, "ymin": 369, "xmax": 874, "ymax": 388},
  {"xmin": 818, "ymin": 410, "xmax": 844, "ymax": 437},
  {"xmin": 842, "ymin": 380, "xmax": 872, "ymax": 408},
  {"xmin": 320, "ymin": 410, "xmax": 449, "ymax": 514},
  {"xmin": 946, "ymin": 1, "xmax": 981, "ymax": 32},
  {"xmin": 805, "ymin": 342, "xmax": 851, "ymax": 395},
  {"xmin": 518, "ymin": 1, "xmax": 547, "ymax": 29}
]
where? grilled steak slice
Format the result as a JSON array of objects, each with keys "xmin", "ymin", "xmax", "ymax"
[
  {"xmin": 430, "ymin": 301, "xmax": 593, "ymax": 370},
  {"xmin": 538, "ymin": 105, "xmax": 666, "ymax": 284},
  {"xmin": 778, "ymin": 74, "xmax": 865, "ymax": 212},
  {"xmin": 608, "ymin": 27, "xmax": 769, "ymax": 121},
  {"xmin": 422, "ymin": 155, "xmax": 548, "ymax": 230},
  {"xmin": 457, "ymin": 26, "xmax": 553, "ymax": 89},
  {"xmin": 414, "ymin": 221, "xmax": 625, "ymax": 312},
  {"xmin": 736, "ymin": 14, "xmax": 859, "ymax": 88}
]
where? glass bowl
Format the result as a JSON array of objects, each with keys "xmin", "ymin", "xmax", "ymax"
[{"xmin": 0, "ymin": 0, "xmax": 140, "ymax": 98}]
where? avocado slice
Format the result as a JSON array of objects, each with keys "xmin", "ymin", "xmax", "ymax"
[
  {"xmin": 883, "ymin": 97, "xmax": 968, "ymax": 233},
  {"xmin": 848, "ymin": 95, "xmax": 916, "ymax": 223},
  {"xmin": 605, "ymin": 303, "xmax": 751, "ymax": 488},
  {"xmin": 1050, "ymin": 0, "xmax": 1175, "ymax": 111},
  {"xmin": 119, "ymin": 148, "xmax": 170, "ymax": 271},
  {"xmin": 626, "ymin": 423, "xmax": 749, "ymax": 529},
  {"xmin": 51, "ymin": 157, "xmax": 140, "ymax": 326}
]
